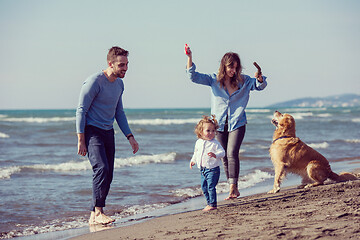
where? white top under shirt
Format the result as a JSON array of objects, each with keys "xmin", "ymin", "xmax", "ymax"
[{"xmin": 190, "ymin": 138, "xmax": 225, "ymax": 169}]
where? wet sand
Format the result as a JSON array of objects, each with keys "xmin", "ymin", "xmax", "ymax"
[{"xmin": 72, "ymin": 176, "xmax": 360, "ymax": 240}]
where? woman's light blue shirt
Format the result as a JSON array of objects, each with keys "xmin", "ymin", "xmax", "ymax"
[{"xmin": 187, "ymin": 63, "xmax": 267, "ymax": 132}]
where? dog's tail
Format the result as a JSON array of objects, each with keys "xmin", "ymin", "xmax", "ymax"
[{"xmin": 329, "ymin": 171, "xmax": 358, "ymax": 182}]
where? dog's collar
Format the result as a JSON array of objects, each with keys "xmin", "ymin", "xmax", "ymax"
[{"xmin": 272, "ymin": 136, "xmax": 292, "ymax": 143}]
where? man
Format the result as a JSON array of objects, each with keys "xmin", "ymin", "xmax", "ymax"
[{"xmin": 76, "ymin": 46, "xmax": 139, "ymax": 225}]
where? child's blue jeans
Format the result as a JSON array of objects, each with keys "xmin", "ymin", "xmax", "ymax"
[{"xmin": 200, "ymin": 166, "xmax": 220, "ymax": 207}]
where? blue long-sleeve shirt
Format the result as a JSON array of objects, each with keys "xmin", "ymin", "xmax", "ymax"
[
  {"xmin": 187, "ymin": 63, "xmax": 267, "ymax": 132},
  {"xmin": 76, "ymin": 72, "xmax": 132, "ymax": 136}
]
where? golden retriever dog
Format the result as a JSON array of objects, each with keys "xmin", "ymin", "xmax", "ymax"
[{"xmin": 268, "ymin": 111, "xmax": 357, "ymax": 194}]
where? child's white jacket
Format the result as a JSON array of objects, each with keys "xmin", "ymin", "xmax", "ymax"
[{"xmin": 190, "ymin": 138, "xmax": 225, "ymax": 169}]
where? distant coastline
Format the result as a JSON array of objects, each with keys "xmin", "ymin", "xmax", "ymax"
[{"xmin": 268, "ymin": 93, "xmax": 360, "ymax": 108}]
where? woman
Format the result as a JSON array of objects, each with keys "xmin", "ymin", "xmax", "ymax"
[{"xmin": 185, "ymin": 46, "xmax": 268, "ymax": 200}]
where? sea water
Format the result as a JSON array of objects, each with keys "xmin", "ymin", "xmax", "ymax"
[{"xmin": 0, "ymin": 107, "xmax": 359, "ymax": 239}]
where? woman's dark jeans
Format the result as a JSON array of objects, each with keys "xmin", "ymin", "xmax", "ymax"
[{"xmin": 216, "ymin": 125, "xmax": 246, "ymax": 185}]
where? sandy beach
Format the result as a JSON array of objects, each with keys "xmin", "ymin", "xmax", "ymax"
[{"xmin": 72, "ymin": 175, "xmax": 360, "ymax": 240}]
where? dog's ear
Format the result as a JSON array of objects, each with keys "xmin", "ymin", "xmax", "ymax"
[{"xmin": 280, "ymin": 115, "xmax": 296, "ymax": 133}]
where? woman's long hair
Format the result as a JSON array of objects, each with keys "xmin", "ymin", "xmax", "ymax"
[{"xmin": 217, "ymin": 52, "xmax": 243, "ymax": 88}]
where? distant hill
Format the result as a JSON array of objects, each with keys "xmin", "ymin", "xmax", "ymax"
[{"xmin": 268, "ymin": 94, "xmax": 360, "ymax": 108}]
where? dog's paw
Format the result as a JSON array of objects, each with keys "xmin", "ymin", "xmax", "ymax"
[
  {"xmin": 267, "ymin": 188, "xmax": 280, "ymax": 194},
  {"xmin": 304, "ymin": 182, "xmax": 323, "ymax": 188}
]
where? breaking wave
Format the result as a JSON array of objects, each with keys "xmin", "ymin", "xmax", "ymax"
[
  {"xmin": 129, "ymin": 118, "xmax": 200, "ymax": 125},
  {"xmin": 0, "ymin": 152, "xmax": 176, "ymax": 180},
  {"xmin": 0, "ymin": 132, "xmax": 10, "ymax": 138},
  {"xmin": 170, "ymin": 170, "xmax": 272, "ymax": 199},
  {"xmin": 0, "ymin": 117, "xmax": 76, "ymax": 123},
  {"xmin": 308, "ymin": 142, "xmax": 329, "ymax": 149}
]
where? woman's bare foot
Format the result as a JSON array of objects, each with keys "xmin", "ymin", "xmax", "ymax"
[
  {"xmin": 234, "ymin": 187, "xmax": 240, "ymax": 197},
  {"xmin": 202, "ymin": 205, "xmax": 217, "ymax": 211},
  {"xmin": 225, "ymin": 184, "xmax": 240, "ymax": 200}
]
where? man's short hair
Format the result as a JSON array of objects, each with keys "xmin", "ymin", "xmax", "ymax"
[{"xmin": 107, "ymin": 46, "xmax": 129, "ymax": 63}]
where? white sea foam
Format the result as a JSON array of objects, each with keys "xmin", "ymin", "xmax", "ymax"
[
  {"xmin": 30, "ymin": 160, "xmax": 92, "ymax": 172},
  {"xmin": 290, "ymin": 112, "xmax": 313, "ymax": 120},
  {"xmin": 1, "ymin": 203, "xmax": 170, "ymax": 238},
  {"xmin": 283, "ymin": 108, "xmax": 327, "ymax": 112},
  {"xmin": 32, "ymin": 152, "xmax": 176, "ymax": 171},
  {"xmin": 0, "ymin": 132, "xmax": 10, "ymax": 138},
  {"xmin": 0, "ymin": 166, "xmax": 21, "ymax": 179},
  {"xmin": 117, "ymin": 203, "xmax": 170, "ymax": 218},
  {"xmin": 171, "ymin": 170, "xmax": 272, "ymax": 198},
  {"xmin": 247, "ymin": 109, "xmax": 271, "ymax": 113},
  {"xmin": 237, "ymin": 169, "xmax": 273, "ymax": 189},
  {"xmin": 114, "ymin": 152, "xmax": 176, "ymax": 167},
  {"xmin": 171, "ymin": 187, "xmax": 203, "ymax": 198},
  {"xmin": 1, "ymin": 216, "xmax": 89, "ymax": 239},
  {"xmin": 316, "ymin": 113, "xmax": 332, "ymax": 118},
  {"xmin": 345, "ymin": 139, "xmax": 360, "ymax": 143},
  {"xmin": 128, "ymin": 118, "xmax": 200, "ymax": 125},
  {"xmin": 0, "ymin": 152, "xmax": 177, "ymax": 179},
  {"xmin": 266, "ymin": 112, "xmax": 314, "ymax": 121},
  {"xmin": 352, "ymin": 118, "xmax": 360, "ymax": 123},
  {"xmin": 0, "ymin": 117, "xmax": 76, "ymax": 123},
  {"xmin": 308, "ymin": 142, "xmax": 329, "ymax": 149}
]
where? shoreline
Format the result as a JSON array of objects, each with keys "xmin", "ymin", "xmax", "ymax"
[
  {"xmin": 71, "ymin": 178, "xmax": 360, "ymax": 240},
  {"xmin": 16, "ymin": 176, "xmax": 284, "ymax": 240},
  {"xmin": 13, "ymin": 171, "xmax": 359, "ymax": 240},
  {"xmin": 14, "ymin": 175, "xmax": 296, "ymax": 240}
]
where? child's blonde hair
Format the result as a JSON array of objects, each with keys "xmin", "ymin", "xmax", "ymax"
[{"xmin": 194, "ymin": 115, "xmax": 219, "ymax": 138}]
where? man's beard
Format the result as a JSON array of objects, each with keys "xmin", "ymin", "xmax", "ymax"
[{"xmin": 114, "ymin": 71, "xmax": 126, "ymax": 78}]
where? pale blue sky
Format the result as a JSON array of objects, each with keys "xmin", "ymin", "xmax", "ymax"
[{"xmin": 0, "ymin": 0, "xmax": 359, "ymax": 109}]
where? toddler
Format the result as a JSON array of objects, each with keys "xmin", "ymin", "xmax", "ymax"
[{"xmin": 190, "ymin": 115, "xmax": 225, "ymax": 211}]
